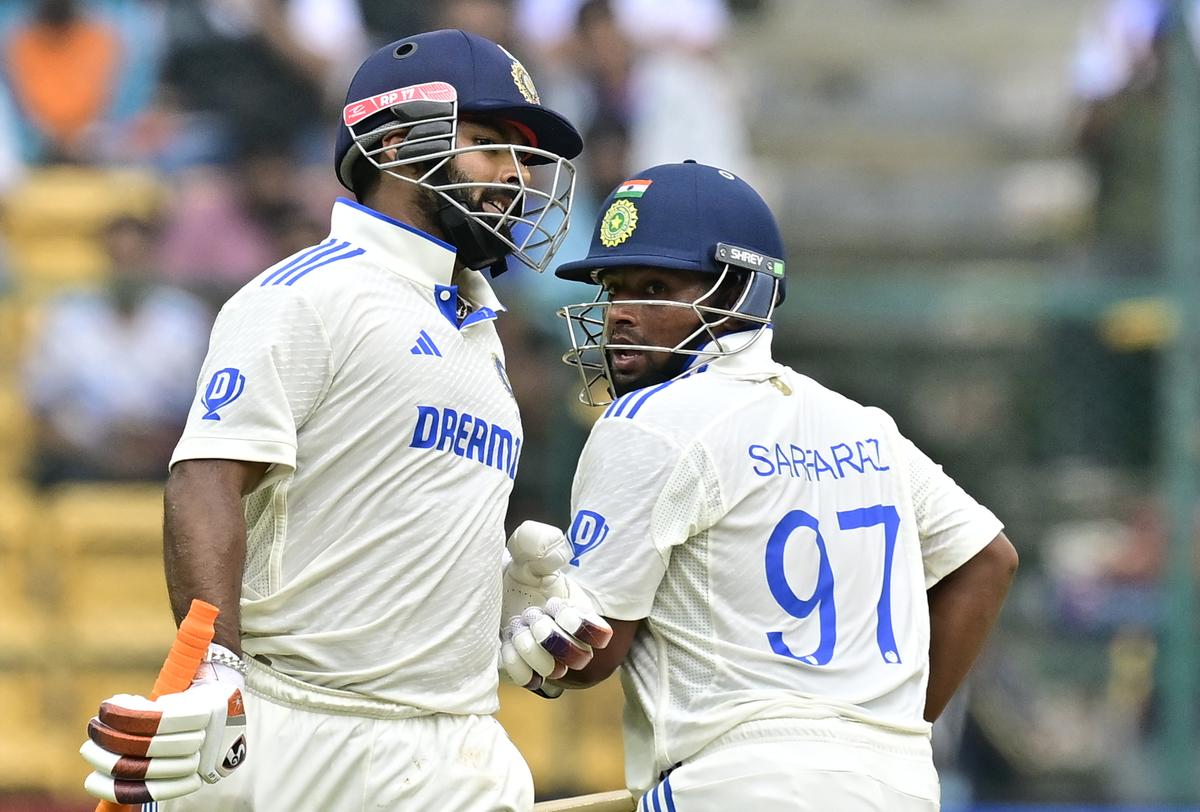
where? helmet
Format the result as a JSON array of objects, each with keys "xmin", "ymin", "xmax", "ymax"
[
  {"xmin": 555, "ymin": 161, "xmax": 786, "ymax": 405},
  {"xmin": 335, "ymin": 29, "xmax": 581, "ymax": 275}
]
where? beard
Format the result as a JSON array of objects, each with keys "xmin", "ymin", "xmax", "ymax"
[{"xmin": 421, "ymin": 163, "xmax": 520, "ymax": 244}]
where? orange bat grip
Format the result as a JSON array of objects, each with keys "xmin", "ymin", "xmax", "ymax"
[{"xmin": 95, "ymin": 599, "xmax": 220, "ymax": 812}]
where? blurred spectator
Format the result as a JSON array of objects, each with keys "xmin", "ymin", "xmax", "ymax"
[
  {"xmin": 516, "ymin": 0, "xmax": 752, "ymax": 176},
  {"xmin": 22, "ymin": 214, "xmax": 211, "ymax": 487},
  {"xmin": 158, "ymin": 143, "xmax": 329, "ymax": 302},
  {"xmin": 1071, "ymin": 0, "xmax": 1184, "ymax": 269},
  {"xmin": 0, "ymin": 84, "xmax": 29, "ymax": 194},
  {"xmin": 4, "ymin": 0, "xmax": 121, "ymax": 162},
  {"xmin": 85, "ymin": 0, "xmax": 173, "ymax": 167},
  {"xmin": 283, "ymin": 0, "xmax": 371, "ymax": 98},
  {"xmin": 355, "ymin": 0, "xmax": 430, "ymax": 45},
  {"xmin": 513, "ymin": 0, "xmax": 584, "ymax": 54},
  {"xmin": 618, "ymin": 0, "xmax": 753, "ymax": 177},
  {"xmin": 514, "ymin": 0, "xmax": 634, "ymax": 133},
  {"xmin": 436, "ymin": 0, "xmax": 515, "ymax": 49},
  {"xmin": 569, "ymin": 0, "xmax": 636, "ymax": 130},
  {"xmin": 158, "ymin": 0, "xmax": 366, "ymax": 164},
  {"xmin": 583, "ymin": 116, "xmax": 633, "ymax": 200},
  {"xmin": 1051, "ymin": 0, "xmax": 1190, "ymax": 467}
]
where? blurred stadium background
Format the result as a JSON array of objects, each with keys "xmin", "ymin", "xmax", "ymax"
[{"xmin": 1, "ymin": 0, "xmax": 1198, "ymax": 809}]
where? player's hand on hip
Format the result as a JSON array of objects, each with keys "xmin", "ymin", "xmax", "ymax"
[
  {"xmin": 80, "ymin": 649, "xmax": 248, "ymax": 805},
  {"xmin": 500, "ymin": 521, "xmax": 614, "ymax": 693}
]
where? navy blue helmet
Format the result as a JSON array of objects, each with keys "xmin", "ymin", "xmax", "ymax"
[
  {"xmin": 557, "ymin": 161, "xmax": 787, "ymax": 404},
  {"xmin": 335, "ymin": 30, "xmax": 582, "ymax": 275}
]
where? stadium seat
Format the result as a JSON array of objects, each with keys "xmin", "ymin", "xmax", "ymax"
[
  {"xmin": 497, "ymin": 683, "xmax": 562, "ymax": 783},
  {"xmin": 2, "ymin": 166, "xmax": 161, "ymax": 240},
  {"xmin": 0, "ymin": 483, "xmax": 51, "ymax": 664},
  {"xmin": 58, "ymin": 554, "xmax": 176, "ymax": 664},
  {"xmin": 0, "ymin": 297, "xmax": 24, "ymax": 368},
  {"xmin": 0, "ymin": 480, "xmax": 35, "ymax": 550},
  {"xmin": 1, "ymin": 166, "xmax": 162, "ymax": 292},
  {"xmin": 0, "ymin": 382, "xmax": 33, "ymax": 481},
  {"xmin": 0, "ymin": 670, "xmax": 75, "ymax": 793},
  {"xmin": 560, "ymin": 680, "xmax": 625, "ymax": 791},
  {"xmin": 0, "ymin": 551, "xmax": 48, "ymax": 666},
  {"xmin": 498, "ymin": 679, "xmax": 625, "ymax": 795},
  {"xmin": 44, "ymin": 482, "xmax": 165, "ymax": 555},
  {"xmin": 5, "ymin": 238, "xmax": 108, "ymax": 289}
]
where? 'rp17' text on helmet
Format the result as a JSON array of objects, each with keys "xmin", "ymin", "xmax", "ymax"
[
  {"xmin": 334, "ymin": 29, "xmax": 581, "ymax": 276},
  {"xmin": 555, "ymin": 160, "xmax": 786, "ymax": 405}
]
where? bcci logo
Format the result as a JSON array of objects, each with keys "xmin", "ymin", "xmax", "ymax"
[
  {"xmin": 499, "ymin": 45, "xmax": 540, "ymax": 104},
  {"xmin": 202, "ymin": 367, "xmax": 246, "ymax": 421},
  {"xmin": 600, "ymin": 199, "xmax": 637, "ymax": 247},
  {"xmin": 567, "ymin": 509, "xmax": 611, "ymax": 566},
  {"xmin": 511, "ymin": 60, "xmax": 540, "ymax": 104}
]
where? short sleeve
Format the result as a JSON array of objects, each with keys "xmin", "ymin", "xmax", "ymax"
[
  {"xmin": 170, "ymin": 286, "xmax": 333, "ymax": 471},
  {"xmin": 899, "ymin": 434, "xmax": 1005, "ymax": 588},
  {"xmin": 566, "ymin": 419, "xmax": 719, "ymax": 620}
]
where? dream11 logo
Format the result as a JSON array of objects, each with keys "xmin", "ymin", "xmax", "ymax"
[
  {"xmin": 567, "ymin": 510, "xmax": 610, "ymax": 566},
  {"xmin": 202, "ymin": 367, "xmax": 246, "ymax": 421}
]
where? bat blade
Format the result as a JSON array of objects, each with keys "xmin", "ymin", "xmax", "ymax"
[{"xmin": 533, "ymin": 789, "xmax": 637, "ymax": 812}]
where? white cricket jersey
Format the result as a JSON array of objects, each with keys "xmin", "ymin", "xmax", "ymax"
[
  {"xmin": 565, "ymin": 330, "xmax": 1003, "ymax": 788},
  {"xmin": 171, "ymin": 197, "xmax": 523, "ymax": 715}
]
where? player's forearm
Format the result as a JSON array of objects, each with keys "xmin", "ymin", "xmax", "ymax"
[
  {"xmin": 163, "ymin": 459, "xmax": 267, "ymax": 654},
  {"xmin": 924, "ymin": 532, "xmax": 1018, "ymax": 722}
]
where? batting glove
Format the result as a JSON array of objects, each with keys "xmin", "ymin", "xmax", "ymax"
[
  {"xmin": 499, "ymin": 521, "xmax": 614, "ymax": 694},
  {"xmin": 80, "ymin": 646, "xmax": 248, "ymax": 805}
]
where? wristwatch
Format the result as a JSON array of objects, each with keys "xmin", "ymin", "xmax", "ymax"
[{"xmin": 204, "ymin": 643, "xmax": 248, "ymax": 676}]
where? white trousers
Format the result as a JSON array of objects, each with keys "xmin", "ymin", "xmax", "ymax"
[
  {"xmin": 156, "ymin": 663, "xmax": 533, "ymax": 812},
  {"xmin": 638, "ymin": 718, "xmax": 940, "ymax": 812}
]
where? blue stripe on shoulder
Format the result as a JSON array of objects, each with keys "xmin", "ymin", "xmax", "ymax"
[
  {"xmin": 604, "ymin": 392, "xmax": 634, "ymax": 419},
  {"xmin": 604, "ymin": 364, "xmax": 710, "ymax": 422},
  {"xmin": 283, "ymin": 245, "xmax": 364, "ymax": 285},
  {"xmin": 624, "ymin": 364, "xmax": 709, "ymax": 420},
  {"xmin": 260, "ymin": 238, "xmax": 337, "ymax": 286},
  {"xmin": 272, "ymin": 241, "xmax": 349, "ymax": 285},
  {"xmin": 624, "ymin": 379, "xmax": 676, "ymax": 419}
]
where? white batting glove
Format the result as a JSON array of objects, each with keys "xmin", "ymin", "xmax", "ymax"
[
  {"xmin": 80, "ymin": 646, "xmax": 248, "ymax": 805},
  {"xmin": 499, "ymin": 521, "xmax": 614, "ymax": 694}
]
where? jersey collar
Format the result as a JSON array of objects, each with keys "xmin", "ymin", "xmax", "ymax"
[
  {"xmin": 683, "ymin": 326, "xmax": 778, "ymax": 378},
  {"xmin": 330, "ymin": 197, "xmax": 505, "ymax": 319},
  {"xmin": 331, "ymin": 197, "xmax": 453, "ymax": 279}
]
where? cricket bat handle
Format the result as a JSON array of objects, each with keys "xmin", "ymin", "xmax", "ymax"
[
  {"xmin": 533, "ymin": 789, "xmax": 638, "ymax": 812},
  {"xmin": 95, "ymin": 599, "xmax": 220, "ymax": 812}
]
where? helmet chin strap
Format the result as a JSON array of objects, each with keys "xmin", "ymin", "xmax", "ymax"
[{"xmin": 431, "ymin": 168, "xmax": 512, "ymax": 277}]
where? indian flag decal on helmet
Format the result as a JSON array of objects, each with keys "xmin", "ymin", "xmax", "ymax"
[{"xmin": 614, "ymin": 179, "xmax": 652, "ymax": 199}]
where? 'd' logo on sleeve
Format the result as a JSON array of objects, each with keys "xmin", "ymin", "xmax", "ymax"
[
  {"xmin": 202, "ymin": 367, "xmax": 246, "ymax": 420},
  {"xmin": 568, "ymin": 509, "xmax": 611, "ymax": 566}
]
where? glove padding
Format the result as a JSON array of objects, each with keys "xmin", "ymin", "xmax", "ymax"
[
  {"xmin": 499, "ymin": 521, "xmax": 614, "ymax": 694},
  {"xmin": 80, "ymin": 657, "xmax": 248, "ymax": 805}
]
